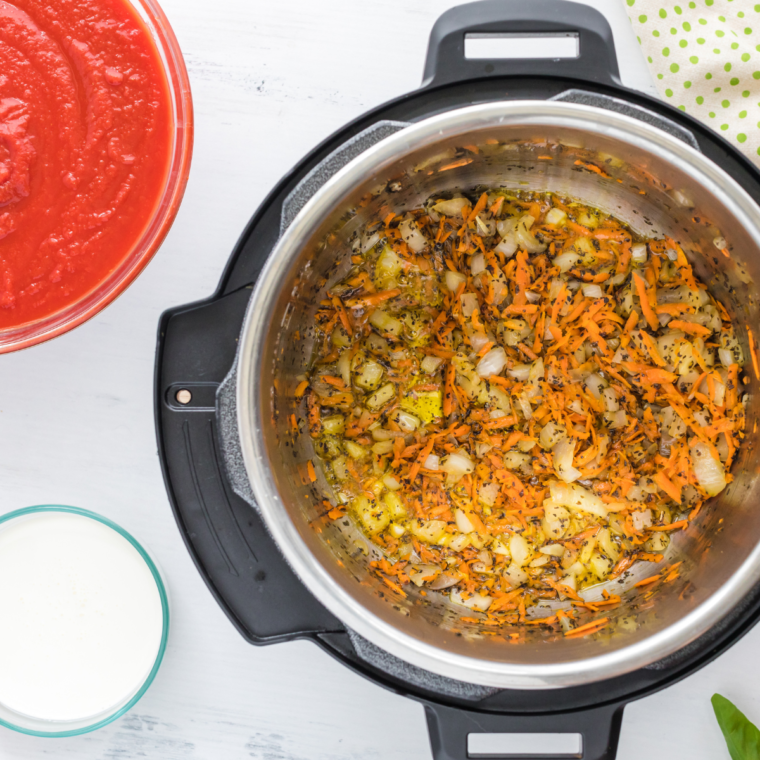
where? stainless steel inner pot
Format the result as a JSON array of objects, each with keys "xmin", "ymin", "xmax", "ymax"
[{"xmin": 235, "ymin": 100, "xmax": 760, "ymax": 689}]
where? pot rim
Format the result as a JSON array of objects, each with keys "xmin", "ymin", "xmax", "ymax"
[{"xmin": 237, "ymin": 99, "xmax": 760, "ymax": 689}]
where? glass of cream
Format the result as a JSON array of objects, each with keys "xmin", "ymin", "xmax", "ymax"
[{"xmin": 0, "ymin": 506, "xmax": 168, "ymax": 736}]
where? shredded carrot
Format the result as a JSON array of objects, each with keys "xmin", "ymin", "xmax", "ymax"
[
  {"xmin": 652, "ymin": 520, "xmax": 688, "ymax": 532},
  {"xmin": 349, "ymin": 289, "xmax": 401, "ymax": 307},
  {"xmin": 653, "ymin": 471, "xmax": 682, "ymax": 504},
  {"xmin": 749, "ymin": 328, "xmax": 760, "ymax": 381},
  {"xmin": 632, "ymin": 271, "xmax": 659, "ymax": 331},
  {"xmin": 564, "ymin": 617, "xmax": 609, "ymax": 637},
  {"xmin": 300, "ymin": 186, "xmax": 746, "ymax": 638},
  {"xmin": 439, "ymin": 158, "xmax": 473, "ymax": 172},
  {"xmin": 667, "ymin": 319, "xmax": 712, "ymax": 337},
  {"xmin": 634, "ymin": 574, "xmax": 661, "ymax": 588}
]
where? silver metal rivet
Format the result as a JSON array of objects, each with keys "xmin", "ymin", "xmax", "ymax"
[{"xmin": 176, "ymin": 389, "xmax": 192, "ymax": 405}]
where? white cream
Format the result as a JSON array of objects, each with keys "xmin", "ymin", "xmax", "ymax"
[{"xmin": 0, "ymin": 511, "xmax": 164, "ymax": 722}]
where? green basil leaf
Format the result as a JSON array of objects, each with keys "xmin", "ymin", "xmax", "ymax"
[{"xmin": 712, "ymin": 693, "xmax": 760, "ymax": 760}]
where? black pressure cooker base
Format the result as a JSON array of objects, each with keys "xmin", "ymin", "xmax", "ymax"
[{"xmin": 155, "ymin": 2, "xmax": 760, "ymax": 758}]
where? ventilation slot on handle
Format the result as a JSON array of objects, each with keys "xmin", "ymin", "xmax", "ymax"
[
  {"xmin": 464, "ymin": 32, "xmax": 579, "ymax": 60},
  {"xmin": 468, "ymin": 732, "xmax": 583, "ymax": 758}
]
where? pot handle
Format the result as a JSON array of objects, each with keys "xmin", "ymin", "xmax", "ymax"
[
  {"xmin": 422, "ymin": 0, "xmax": 620, "ymax": 89},
  {"xmin": 155, "ymin": 292, "xmax": 344, "ymax": 644},
  {"xmin": 424, "ymin": 701, "xmax": 625, "ymax": 760}
]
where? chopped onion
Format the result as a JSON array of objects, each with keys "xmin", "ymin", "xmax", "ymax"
[
  {"xmin": 631, "ymin": 509, "xmax": 653, "ymax": 531},
  {"xmin": 433, "ymin": 197, "xmax": 469, "ymax": 218},
  {"xmin": 372, "ymin": 439, "xmax": 394, "ymax": 455},
  {"xmin": 421, "ymin": 355, "xmax": 443, "ymax": 374},
  {"xmin": 496, "ymin": 218, "xmax": 517, "ymax": 237},
  {"xmin": 445, "ymin": 270, "xmax": 467, "ymax": 293},
  {"xmin": 542, "ymin": 501, "xmax": 571, "ymax": 539},
  {"xmin": 450, "ymin": 590, "xmax": 493, "ymax": 612},
  {"xmin": 461, "ymin": 292, "xmax": 479, "ymax": 317},
  {"xmin": 382, "ymin": 473, "xmax": 402, "ymax": 491},
  {"xmin": 516, "ymin": 393, "xmax": 533, "ymax": 419},
  {"xmin": 408, "ymin": 564, "xmax": 440, "ymax": 587},
  {"xmin": 471, "ymin": 253, "xmax": 486, "ymax": 276},
  {"xmin": 602, "ymin": 387, "xmax": 619, "ymax": 412},
  {"xmin": 553, "ymin": 437, "xmax": 582, "ymax": 483},
  {"xmin": 631, "ymin": 243, "xmax": 647, "ymax": 263},
  {"xmin": 479, "ymin": 482, "xmax": 501, "ymax": 507},
  {"xmin": 369, "ymin": 309, "xmax": 403, "ymax": 336},
  {"xmin": 509, "ymin": 534, "xmax": 531, "ymax": 567},
  {"xmin": 495, "ymin": 233, "xmax": 518, "ymax": 257},
  {"xmin": 469, "ymin": 331, "xmax": 491, "ymax": 353},
  {"xmin": 476, "ymin": 347, "xmax": 508, "ymax": 378},
  {"xmin": 374, "ymin": 247, "xmax": 403, "ymax": 287},
  {"xmin": 712, "ymin": 379, "xmax": 726, "ymax": 407},
  {"xmin": 503, "ymin": 450, "xmax": 531, "ymax": 472},
  {"xmin": 475, "ymin": 216, "xmax": 495, "ymax": 236},
  {"xmin": 540, "ymin": 543, "xmax": 566, "ymax": 557},
  {"xmin": 553, "ymin": 251, "xmax": 580, "ymax": 272},
  {"xmin": 390, "ymin": 409, "xmax": 420, "ymax": 432},
  {"xmin": 548, "ymin": 481, "xmax": 609, "ymax": 518},
  {"xmin": 545, "ymin": 207, "xmax": 567, "ymax": 226},
  {"xmin": 366, "ymin": 383, "xmax": 396, "ymax": 411},
  {"xmin": 372, "ymin": 427, "xmax": 402, "ymax": 441},
  {"xmin": 691, "ymin": 441, "xmax": 727, "ymax": 496},
  {"xmin": 337, "ymin": 351, "xmax": 352, "ymax": 386},
  {"xmin": 507, "ymin": 363, "xmax": 531, "ymax": 381},
  {"xmin": 582, "ymin": 283, "xmax": 604, "ymax": 299},
  {"xmin": 528, "ymin": 357, "xmax": 545, "ymax": 386},
  {"xmin": 455, "ymin": 508, "xmax": 475, "ymax": 533},
  {"xmin": 608, "ymin": 409, "xmax": 628, "ymax": 429},
  {"xmin": 515, "ymin": 215, "xmax": 547, "ymax": 253},
  {"xmin": 713, "ymin": 235, "xmax": 727, "ymax": 250},
  {"xmin": 719, "ymin": 348, "xmax": 734, "ymax": 369},
  {"xmin": 539, "ymin": 421, "xmax": 567, "ymax": 450},
  {"xmin": 670, "ymin": 189, "xmax": 694, "ymax": 208},
  {"xmin": 429, "ymin": 572, "xmax": 459, "ymax": 590},
  {"xmin": 410, "ymin": 519, "xmax": 447, "ymax": 544},
  {"xmin": 585, "ymin": 373, "xmax": 606, "ymax": 399},
  {"xmin": 504, "ymin": 562, "xmax": 528, "ymax": 588},
  {"xmin": 424, "ymin": 454, "xmax": 440, "ymax": 471},
  {"xmin": 360, "ymin": 231, "xmax": 381, "ymax": 255},
  {"xmin": 399, "ymin": 218, "xmax": 428, "ymax": 253},
  {"xmin": 441, "ymin": 452, "xmax": 475, "ymax": 485}
]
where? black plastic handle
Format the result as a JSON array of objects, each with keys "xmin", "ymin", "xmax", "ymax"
[
  {"xmin": 155, "ymin": 289, "xmax": 343, "ymax": 645},
  {"xmin": 425, "ymin": 701, "xmax": 625, "ymax": 760},
  {"xmin": 422, "ymin": 0, "xmax": 620, "ymax": 89}
]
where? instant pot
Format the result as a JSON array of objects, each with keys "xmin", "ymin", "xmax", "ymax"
[{"xmin": 156, "ymin": 3, "xmax": 760, "ymax": 757}]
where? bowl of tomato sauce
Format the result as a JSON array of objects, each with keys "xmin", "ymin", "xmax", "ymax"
[{"xmin": 0, "ymin": 0, "xmax": 192, "ymax": 352}]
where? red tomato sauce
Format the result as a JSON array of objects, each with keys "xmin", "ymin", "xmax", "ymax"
[{"xmin": 0, "ymin": 0, "xmax": 172, "ymax": 329}]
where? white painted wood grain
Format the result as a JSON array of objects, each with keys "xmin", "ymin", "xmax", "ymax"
[{"xmin": 0, "ymin": 1, "xmax": 741, "ymax": 758}]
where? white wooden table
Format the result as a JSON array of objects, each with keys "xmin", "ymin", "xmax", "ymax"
[{"xmin": 0, "ymin": 1, "xmax": 752, "ymax": 758}]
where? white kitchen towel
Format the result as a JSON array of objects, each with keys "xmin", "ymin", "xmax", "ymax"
[{"xmin": 624, "ymin": 0, "xmax": 760, "ymax": 166}]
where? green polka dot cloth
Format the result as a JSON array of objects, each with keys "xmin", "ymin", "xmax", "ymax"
[{"xmin": 624, "ymin": 0, "xmax": 760, "ymax": 165}]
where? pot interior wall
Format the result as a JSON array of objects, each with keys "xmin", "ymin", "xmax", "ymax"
[{"xmin": 253, "ymin": 116, "xmax": 760, "ymax": 672}]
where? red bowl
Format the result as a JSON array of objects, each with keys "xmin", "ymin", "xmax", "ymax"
[{"xmin": 0, "ymin": 0, "xmax": 193, "ymax": 353}]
